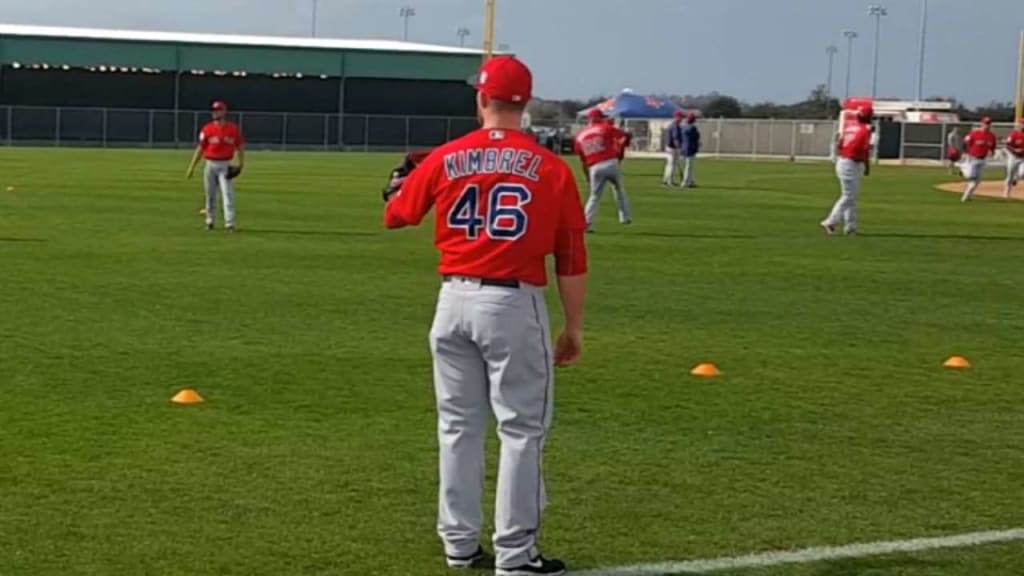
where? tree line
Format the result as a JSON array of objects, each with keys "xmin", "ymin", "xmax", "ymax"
[{"xmin": 527, "ymin": 85, "xmax": 1018, "ymax": 125}]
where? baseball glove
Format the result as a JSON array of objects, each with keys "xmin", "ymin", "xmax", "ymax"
[
  {"xmin": 226, "ymin": 166, "xmax": 243, "ymax": 180},
  {"xmin": 383, "ymin": 150, "xmax": 432, "ymax": 202}
]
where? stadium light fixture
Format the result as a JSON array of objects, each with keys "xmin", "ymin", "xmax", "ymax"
[
  {"xmin": 868, "ymin": 4, "xmax": 888, "ymax": 98},
  {"xmin": 400, "ymin": 6, "xmax": 416, "ymax": 41},
  {"xmin": 843, "ymin": 30, "xmax": 858, "ymax": 100}
]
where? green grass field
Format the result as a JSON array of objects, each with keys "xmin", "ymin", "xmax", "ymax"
[{"xmin": 1, "ymin": 148, "xmax": 1023, "ymax": 576}]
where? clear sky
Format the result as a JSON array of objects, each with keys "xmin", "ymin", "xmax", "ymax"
[{"xmin": 1, "ymin": 0, "xmax": 1020, "ymax": 105}]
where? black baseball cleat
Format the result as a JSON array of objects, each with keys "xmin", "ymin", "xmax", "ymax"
[
  {"xmin": 226, "ymin": 225, "xmax": 236, "ymax": 233},
  {"xmin": 495, "ymin": 556, "xmax": 567, "ymax": 576},
  {"xmin": 205, "ymin": 222, "xmax": 214, "ymax": 231},
  {"xmin": 446, "ymin": 547, "xmax": 493, "ymax": 570}
]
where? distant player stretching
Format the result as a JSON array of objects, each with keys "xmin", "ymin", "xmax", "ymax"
[
  {"xmin": 1004, "ymin": 118, "xmax": 1024, "ymax": 199},
  {"xmin": 187, "ymin": 101, "xmax": 245, "ymax": 231},
  {"xmin": 960, "ymin": 117, "xmax": 997, "ymax": 203},
  {"xmin": 821, "ymin": 105, "xmax": 873, "ymax": 236},
  {"xmin": 575, "ymin": 108, "xmax": 633, "ymax": 232}
]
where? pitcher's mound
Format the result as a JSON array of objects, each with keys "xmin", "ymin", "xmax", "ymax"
[{"xmin": 937, "ymin": 181, "xmax": 1014, "ymax": 200}]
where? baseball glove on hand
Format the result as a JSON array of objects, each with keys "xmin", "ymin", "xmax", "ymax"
[
  {"xmin": 383, "ymin": 150, "xmax": 432, "ymax": 202},
  {"xmin": 226, "ymin": 166, "xmax": 243, "ymax": 180}
]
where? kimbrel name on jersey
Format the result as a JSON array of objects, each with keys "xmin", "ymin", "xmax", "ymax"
[{"xmin": 444, "ymin": 148, "xmax": 542, "ymax": 182}]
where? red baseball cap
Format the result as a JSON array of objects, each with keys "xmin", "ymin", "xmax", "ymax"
[
  {"xmin": 212, "ymin": 101, "xmax": 228, "ymax": 111},
  {"xmin": 686, "ymin": 112, "xmax": 698, "ymax": 122},
  {"xmin": 470, "ymin": 56, "xmax": 532, "ymax": 104},
  {"xmin": 587, "ymin": 108, "xmax": 605, "ymax": 120},
  {"xmin": 673, "ymin": 110, "xmax": 685, "ymax": 119},
  {"xmin": 981, "ymin": 117, "xmax": 992, "ymax": 125},
  {"xmin": 857, "ymin": 105, "xmax": 874, "ymax": 119}
]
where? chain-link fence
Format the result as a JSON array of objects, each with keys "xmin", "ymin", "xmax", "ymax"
[
  {"xmin": 627, "ymin": 118, "xmax": 840, "ymax": 161},
  {"xmin": 0, "ymin": 106, "xmax": 479, "ymax": 151},
  {"xmin": 625, "ymin": 118, "xmax": 1019, "ymax": 164}
]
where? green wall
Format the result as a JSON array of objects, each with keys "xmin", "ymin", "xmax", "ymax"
[{"xmin": 0, "ymin": 36, "xmax": 480, "ymax": 80}]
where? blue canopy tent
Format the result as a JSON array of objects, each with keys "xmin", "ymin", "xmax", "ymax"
[{"xmin": 577, "ymin": 90, "xmax": 685, "ymax": 120}]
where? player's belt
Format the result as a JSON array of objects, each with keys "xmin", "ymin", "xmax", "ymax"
[{"xmin": 443, "ymin": 276, "xmax": 520, "ymax": 289}]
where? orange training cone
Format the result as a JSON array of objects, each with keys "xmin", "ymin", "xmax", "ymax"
[
  {"xmin": 943, "ymin": 356, "xmax": 971, "ymax": 370},
  {"xmin": 691, "ymin": 363, "xmax": 721, "ymax": 378},
  {"xmin": 171, "ymin": 389, "xmax": 205, "ymax": 404}
]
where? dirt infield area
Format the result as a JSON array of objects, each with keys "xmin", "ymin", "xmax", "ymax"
[{"xmin": 937, "ymin": 181, "xmax": 1017, "ymax": 200}]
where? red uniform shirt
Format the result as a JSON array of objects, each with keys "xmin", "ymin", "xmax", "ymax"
[
  {"xmin": 838, "ymin": 123, "xmax": 872, "ymax": 162},
  {"xmin": 199, "ymin": 121, "xmax": 245, "ymax": 161},
  {"xmin": 1006, "ymin": 131, "xmax": 1024, "ymax": 157},
  {"xmin": 574, "ymin": 123, "xmax": 628, "ymax": 168},
  {"xmin": 964, "ymin": 129, "xmax": 997, "ymax": 159},
  {"xmin": 384, "ymin": 128, "xmax": 588, "ymax": 287}
]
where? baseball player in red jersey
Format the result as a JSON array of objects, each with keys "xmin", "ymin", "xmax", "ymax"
[
  {"xmin": 384, "ymin": 56, "xmax": 587, "ymax": 576},
  {"xmin": 821, "ymin": 105, "xmax": 873, "ymax": 236},
  {"xmin": 574, "ymin": 108, "xmax": 633, "ymax": 232},
  {"xmin": 960, "ymin": 117, "xmax": 998, "ymax": 202},
  {"xmin": 1004, "ymin": 118, "xmax": 1024, "ymax": 199},
  {"xmin": 186, "ymin": 101, "xmax": 246, "ymax": 231}
]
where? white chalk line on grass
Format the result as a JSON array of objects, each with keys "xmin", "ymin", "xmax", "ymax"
[{"xmin": 573, "ymin": 528, "xmax": 1024, "ymax": 576}]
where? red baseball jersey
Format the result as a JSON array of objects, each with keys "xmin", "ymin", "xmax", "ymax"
[
  {"xmin": 199, "ymin": 121, "xmax": 245, "ymax": 161},
  {"xmin": 384, "ymin": 128, "xmax": 588, "ymax": 287},
  {"xmin": 1006, "ymin": 131, "xmax": 1024, "ymax": 157},
  {"xmin": 838, "ymin": 123, "xmax": 872, "ymax": 162},
  {"xmin": 964, "ymin": 129, "xmax": 997, "ymax": 159},
  {"xmin": 574, "ymin": 124, "xmax": 628, "ymax": 168}
]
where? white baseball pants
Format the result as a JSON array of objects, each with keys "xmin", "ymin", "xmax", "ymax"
[
  {"xmin": 663, "ymin": 148, "xmax": 682, "ymax": 185},
  {"xmin": 585, "ymin": 159, "xmax": 632, "ymax": 227},
  {"xmin": 682, "ymin": 155, "xmax": 697, "ymax": 187},
  {"xmin": 823, "ymin": 158, "xmax": 863, "ymax": 233},
  {"xmin": 1007, "ymin": 155, "xmax": 1024, "ymax": 195},
  {"xmin": 430, "ymin": 277, "xmax": 555, "ymax": 570},
  {"xmin": 204, "ymin": 160, "xmax": 236, "ymax": 228},
  {"xmin": 961, "ymin": 157, "xmax": 986, "ymax": 202}
]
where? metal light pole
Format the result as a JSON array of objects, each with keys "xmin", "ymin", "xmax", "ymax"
[
  {"xmin": 457, "ymin": 27, "xmax": 471, "ymax": 47},
  {"xmin": 915, "ymin": 0, "xmax": 928, "ymax": 102},
  {"xmin": 868, "ymin": 4, "xmax": 888, "ymax": 99},
  {"xmin": 843, "ymin": 30, "xmax": 858, "ymax": 100},
  {"xmin": 826, "ymin": 45, "xmax": 839, "ymax": 116},
  {"xmin": 311, "ymin": 0, "xmax": 319, "ymax": 37},
  {"xmin": 400, "ymin": 6, "xmax": 416, "ymax": 41}
]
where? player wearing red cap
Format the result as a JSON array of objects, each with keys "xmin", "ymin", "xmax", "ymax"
[
  {"xmin": 1004, "ymin": 118, "xmax": 1024, "ymax": 199},
  {"xmin": 663, "ymin": 110, "xmax": 686, "ymax": 186},
  {"xmin": 186, "ymin": 101, "xmax": 246, "ymax": 231},
  {"xmin": 574, "ymin": 108, "xmax": 633, "ymax": 231},
  {"xmin": 384, "ymin": 56, "xmax": 586, "ymax": 576},
  {"xmin": 821, "ymin": 105, "xmax": 874, "ymax": 235},
  {"xmin": 961, "ymin": 117, "xmax": 998, "ymax": 202}
]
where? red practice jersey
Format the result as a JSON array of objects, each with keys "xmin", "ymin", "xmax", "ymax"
[
  {"xmin": 838, "ymin": 123, "xmax": 872, "ymax": 162},
  {"xmin": 199, "ymin": 121, "xmax": 245, "ymax": 161},
  {"xmin": 384, "ymin": 128, "xmax": 588, "ymax": 287},
  {"xmin": 964, "ymin": 129, "xmax": 997, "ymax": 159},
  {"xmin": 1006, "ymin": 131, "xmax": 1024, "ymax": 157},
  {"xmin": 574, "ymin": 124, "xmax": 628, "ymax": 168}
]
